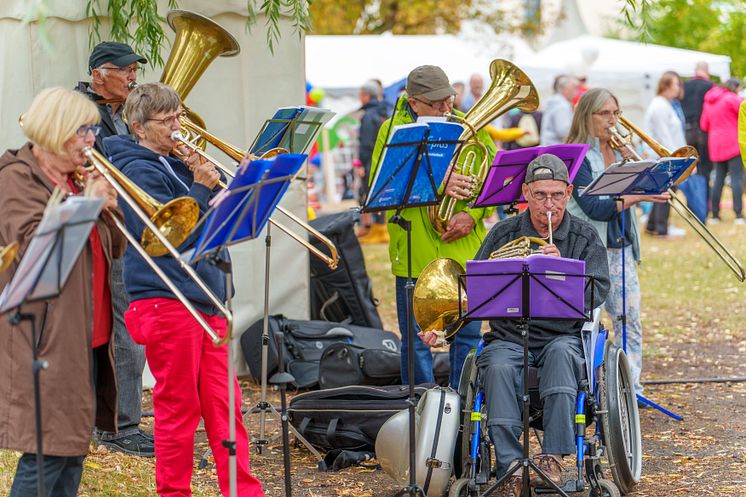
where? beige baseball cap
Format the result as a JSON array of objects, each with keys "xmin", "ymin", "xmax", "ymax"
[{"xmin": 406, "ymin": 65, "xmax": 457, "ymax": 101}]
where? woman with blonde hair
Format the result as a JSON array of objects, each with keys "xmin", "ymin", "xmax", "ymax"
[
  {"xmin": 566, "ymin": 88, "xmax": 669, "ymax": 399},
  {"xmin": 0, "ymin": 87, "xmax": 124, "ymax": 497}
]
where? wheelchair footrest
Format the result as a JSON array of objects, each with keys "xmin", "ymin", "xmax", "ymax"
[{"xmin": 534, "ymin": 479, "xmax": 585, "ymax": 494}]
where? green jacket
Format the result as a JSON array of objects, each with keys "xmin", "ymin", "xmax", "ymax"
[{"xmin": 370, "ymin": 95, "xmax": 496, "ymax": 278}]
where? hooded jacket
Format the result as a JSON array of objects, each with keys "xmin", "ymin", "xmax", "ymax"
[
  {"xmin": 0, "ymin": 143, "xmax": 125, "ymax": 456},
  {"xmin": 700, "ymin": 86, "xmax": 744, "ymax": 163},
  {"xmin": 104, "ymin": 135, "xmax": 230, "ymax": 314}
]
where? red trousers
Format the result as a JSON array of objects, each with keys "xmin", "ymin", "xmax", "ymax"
[{"xmin": 125, "ymin": 297, "xmax": 264, "ymax": 497}]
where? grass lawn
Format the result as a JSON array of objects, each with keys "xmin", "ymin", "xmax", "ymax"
[{"xmin": 2, "ymin": 208, "xmax": 745, "ymax": 496}]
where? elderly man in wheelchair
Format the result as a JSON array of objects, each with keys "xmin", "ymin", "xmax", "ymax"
[{"xmin": 417, "ymin": 155, "xmax": 641, "ymax": 497}]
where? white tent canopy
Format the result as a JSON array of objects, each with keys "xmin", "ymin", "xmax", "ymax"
[{"xmin": 306, "ymin": 33, "xmax": 537, "ymax": 91}]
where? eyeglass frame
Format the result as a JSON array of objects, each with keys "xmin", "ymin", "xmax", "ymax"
[
  {"xmin": 411, "ymin": 95, "xmax": 455, "ymax": 109},
  {"xmin": 146, "ymin": 110, "xmax": 187, "ymax": 127},
  {"xmin": 98, "ymin": 64, "xmax": 139, "ymax": 76},
  {"xmin": 527, "ymin": 187, "xmax": 568, "ymax": 203},
  {"xmin": 592, "ymin": 109, "xmax": 623, "ymax": 119},
  {"xmin": 76, "ymin": 124, "xmax": 102, "ymax": 137}
]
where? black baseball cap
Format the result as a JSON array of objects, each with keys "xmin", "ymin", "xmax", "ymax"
[
  {"xmin": 88, "ymin": 42, "xmax": 148, "ymax": 73},
  {"xmin": 524, "ymin": 154, "xmax": 570, "ymax": 184}
]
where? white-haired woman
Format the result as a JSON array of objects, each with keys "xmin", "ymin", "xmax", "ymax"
[
  {"xmin": 565, "ymin": 88, "xmax": 668, "ymax": 399},
  {"xmin": 0, "ymin": 87, "xmax": 123, "ymax": 497}
]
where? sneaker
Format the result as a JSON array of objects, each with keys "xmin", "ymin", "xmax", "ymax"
[
  {"xmin": 531, "ymin": 454, "xmax": 563, "ymax": 487},
  {"xmin": 666, "ymin": 225, "xmax": 686, "ymax": 237},
  {"xmin": 496, "ymin": 475, "xmax": 523, "ymax": 497},
  {"xmin": 710, "ymin": 217, "xmax": 721, "ymax": 225},
  {"xmin": 735, "ymin": 218, "xmax": 746, "ymax": 225},
  {"xmin": 100, "ymin": 431, "xmax": 155, "ymax": 457}
]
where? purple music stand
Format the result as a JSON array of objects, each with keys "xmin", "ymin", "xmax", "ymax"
[{"xmin": 472, "ymin": 144, "xmax": 589, "ymax": 209}]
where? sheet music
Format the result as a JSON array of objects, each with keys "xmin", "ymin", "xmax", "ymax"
[{"xmin": 0, "ymin": 196, "xmax": 104, "ymax": 313}]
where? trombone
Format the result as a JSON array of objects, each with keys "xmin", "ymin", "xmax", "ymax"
[
  {"xmin": 83, "ymin": 147, "xmax": 233, "ymax": 345},
  {"xmin": 170, "ymin": 128, "xmax": 339, "ymax": 270},
  {"xmin": 0, "ymin": 241, "xmax": 19, "ymax": 272},
  {"xmin": 609, "ymin": 116, "xmax": 745, "ymax": 282}
]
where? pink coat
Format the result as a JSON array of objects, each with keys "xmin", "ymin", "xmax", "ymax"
[{"xmin": 700, "ymin": 86, "xmax": 744, "ymax": 162}]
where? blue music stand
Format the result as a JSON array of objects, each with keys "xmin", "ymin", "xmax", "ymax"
[
  {"xmin": 581, "ymin": 157, "xmax": 694, "ymax": 421},
  {"xmin": 362, "ymin": 121, "xmax": 463, "ymax": 497}
]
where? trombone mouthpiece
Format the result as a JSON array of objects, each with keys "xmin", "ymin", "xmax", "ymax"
[{"xmin": 171, "ymin": 131, "xmax": 184, "ymax": 141}]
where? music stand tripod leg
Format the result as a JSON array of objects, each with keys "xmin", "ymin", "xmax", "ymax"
[
  {"xmin": 245, "ymin": 224, "xmax": 324, "ymax": 462},
  {"xmin": 9, "ymin": 311, "xmax": 48, "ymax": 497}
]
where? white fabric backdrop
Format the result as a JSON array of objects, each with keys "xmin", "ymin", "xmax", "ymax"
[{"xmin": 0, "ymin": 0, "xmax": 310, "ymax": 376}]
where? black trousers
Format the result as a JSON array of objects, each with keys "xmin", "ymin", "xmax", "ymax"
[{"xmin": 9, "ymin": 453, "xmax": 85, "ymax": 497}]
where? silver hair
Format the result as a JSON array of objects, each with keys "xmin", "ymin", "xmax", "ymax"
[
  {"xmin": 124, "ymin": 82, "xmax": 181, "ymax": 127},
  {"xmin": 566, "ymin": 88, "xmax": 619, "ymax": 145},
  {"xmin": 360, "ymin": 80, "xmax": 380, "ymax": 98}
]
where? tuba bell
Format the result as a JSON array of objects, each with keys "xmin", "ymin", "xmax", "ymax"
[
  {"xmin": 160, "ymin": 10, "xmax": 240, "ymax": 141},
  {"xmin": 0, "ymin": 241, "xmax": 19, "ymax": 272},
  {"xmin": 428, "ymin": 59, "xmax": 539, "ymax": 234}
]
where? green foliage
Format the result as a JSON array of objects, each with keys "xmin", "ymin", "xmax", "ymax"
[
  {"xmin": 619, "ymin": 0, "xmax": 746, "ymax": 79},
  {"xmin": 308, "ymin": 0, "xmax": 556, "ymax": 38}
]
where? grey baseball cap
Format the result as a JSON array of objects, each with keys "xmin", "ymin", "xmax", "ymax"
[
  {"xmin": 524, "ymin": 154, "xmax": 570, "ymax": 184},
  {"xmin": 406, "ymin": 65, "xmax": 456, "ymax": 101}
]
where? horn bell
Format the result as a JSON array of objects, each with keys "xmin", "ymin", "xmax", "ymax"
[{"xmin": 413, "ymin": 258, "xmax": 466, "ymax": 340}]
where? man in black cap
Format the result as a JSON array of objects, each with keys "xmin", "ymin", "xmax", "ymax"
[
  {"xmin": 75, "ymin": 41, "xmax": 154, "ymax": 457},
  {"xmin": 423, "ymin": 154, "xmax": 610, "ymax": 496}
]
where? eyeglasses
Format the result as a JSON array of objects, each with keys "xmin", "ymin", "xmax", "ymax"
[
  {"xmin": 593, "ymin": 110, "xmax": 622, "ymax": 119},
  {"xmin": 529, "ymin": 188, "xmax": 567, "ymax": 203},
  {"xmin": 412, "ymin": 96, "xmax": 454, "ymax": 109},
  {"xmin": 76, "ymin": 125, "xmax": 102, "ymax": 137},
  {"xmin": 147, "ymin": 111, "xmax": 187, "ymax": 126},
  {"xmin": 99, "ymin": 64, "xmax": 139, "ymax": 76}
]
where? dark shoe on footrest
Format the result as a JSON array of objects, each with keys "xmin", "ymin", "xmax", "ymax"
[{"xmin": 531, "ymin": 454, "xmax": 563, "ymax": 487}]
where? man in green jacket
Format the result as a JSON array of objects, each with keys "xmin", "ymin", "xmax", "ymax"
[{"xmin": 370, "ymin": 65, "xmax": 496, "ymax": 387}]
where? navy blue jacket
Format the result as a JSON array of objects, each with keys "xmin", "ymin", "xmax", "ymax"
[
  {"xmin": 571, "ymin": 158, "xmax": 634, "ymax": 249},
  {"xmin": 104, "ymin": 135, "xmax": 230, "ymax": 315}
]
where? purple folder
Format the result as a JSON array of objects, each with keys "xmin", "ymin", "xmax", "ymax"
[
  {"xmin": 465, "ymin": 255, "xmax": 586, "ymax": 319},
  {"xmin": 473, "ymin": 144, "xmax": 590, "ymax": 207}
]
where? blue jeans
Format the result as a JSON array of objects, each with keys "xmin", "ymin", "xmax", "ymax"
[
  {"xmin": 100, "ymin": 259, "xmax": 146, "ymax": 440},
  {"xmin": 396, "ymin": 277, "xmax": 482, "ymax": 387},
  {"xmin": 10, "ymin": 453, "xmax": 85, "ymax": 497}
]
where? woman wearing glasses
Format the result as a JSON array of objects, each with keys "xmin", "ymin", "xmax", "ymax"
[
  {"xmin": 0, "ymin": 87, "xmax": 124, "ymax": 496},
  {"xmin": 104, "ymin": 82, "xmax": 264, "ymax": 497},
  {"xmin": 565, "ymin": 88, "xmax": 668, "ymax": 400}
]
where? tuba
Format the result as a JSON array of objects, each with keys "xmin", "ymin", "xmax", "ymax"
[
  {"xmin": 609, "ymin": 116, "xmax": 745, "ymax": 282},
  {"xmin": 160, "ymin": 10, "xmax": 240, "ymax": 141},
  {"xmin": 428, "ymin": 59, "xmax": 539, "ymax": 234}
]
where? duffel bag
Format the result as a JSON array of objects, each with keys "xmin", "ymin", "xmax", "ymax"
[
  {"xmin": 318, "ymin": 343, "xmax": 401, "ymax": 389},
  {"xmin": 240, "ymin": 315, "xmax": 400, "ymax": 389},
  {"xmin": 288, "ymin": 384, "xmax": 431, "ymax": 452}
]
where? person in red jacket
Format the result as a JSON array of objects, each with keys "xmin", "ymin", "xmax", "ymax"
[{"xmin": 701, "ymin": 79, "xmax": 745, "ymax": 224}]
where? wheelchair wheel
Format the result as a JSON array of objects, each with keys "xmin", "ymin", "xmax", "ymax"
[
  {"xmin": 454, "ymin": 349, "xmax": 479, "ymax": 479},
  {"xmin": 597, "ymin": 479, "xmax": 621, "ymax": 497},
  {"xmin": 599, "ymin": 344, "xmax": 642, "ymax": 494},
  {"xmin": 448, "ymin": 477, "xmax": 471, "ymax": 497}
]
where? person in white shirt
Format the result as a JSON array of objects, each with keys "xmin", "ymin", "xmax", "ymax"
[
  {"xmin": 540, "ymin": 75, "xmax": 579, "ymax": 146},
  {"xmin": 643, "ymin": 71, "xmax": 687, "ymax": 237}
]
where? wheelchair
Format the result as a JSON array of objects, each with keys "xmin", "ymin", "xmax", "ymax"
[{"xmin": 448, "ymin": 310, "xmax": 642, "ymax": 497}]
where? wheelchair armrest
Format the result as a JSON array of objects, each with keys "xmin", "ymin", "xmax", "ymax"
[{"xmin": 581, "ymin": 308, "xmax": 602, "ymax": 333}]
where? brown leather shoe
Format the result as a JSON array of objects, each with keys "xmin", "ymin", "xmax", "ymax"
[
  {"xmin": 531, "ymin": 454, "xmax": 563, "ymax": 487},
  {"xmin": 496, "ymin": 475, "xmax": 523, "ymax": 497}
]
